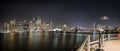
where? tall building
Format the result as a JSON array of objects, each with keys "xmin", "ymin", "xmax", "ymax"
[
  {"xmin": 10, "ymin": 20, "xmax": 17, "ymax": 32},
  {"xmin": 32, "ymin": 18, "xmax": 36, "ymax": 27},
  {"xmin": 45, "ymin": 24, "xmax": 50, "ymax": 30},
  {"xmin": 36, "ymin": 17, "xmax": 42, "ymax": 25},
  {"xmin": 17, "ymin": 21, "xmax": 24, "ymax": 31},
  {"xmin": 10, "ymin": 20, "xmax": 16, "ymax": 28},
  {"xmin": 36, "ymin": 17, "xmax": 42, "ymax": 30},
  {"xmin": 50, "ymin": 21, "xmax": 53, "ymax": 28},
  {"xmin": 42, "ymin": 22, "xmax": 46, "ymax": 30},
  {"xmin": 62, "ymin": 24, "xmax": 67, "ymax": 31},
  {"xmin": 29, "ymin": 21, "xmax": 34, "ymax": 29},
  {"xmin": 6, "ymin": 24, "xmax": 10, "ymax": 32},
  {"xmin": 3, "ymin": 23, "xmax": 8, "ymax": 31},
  {"xmin": 23, "ymin": 20, "xmax": 29, "ymax": 31}
]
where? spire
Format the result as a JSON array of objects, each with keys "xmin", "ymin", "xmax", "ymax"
[
  {"xmin": 38, "ymin": 16, "xmax": 39, "ymax": 20},
  {"xmin": 50, "ymin": 21, "xmax": 53, "ymax": 25},
  {"xmin": 39, "ymin": 17, "xmax": 42, "ymax": 24}
]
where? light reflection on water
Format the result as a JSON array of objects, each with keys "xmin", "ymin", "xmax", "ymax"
[{"xmin": 0, "ymin": 32, "xmax": 87, "ymax": 51}]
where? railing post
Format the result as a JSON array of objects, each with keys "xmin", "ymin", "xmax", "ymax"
[
  {"xmin": 102, "ymin": 34, "xmax": 104, "ymax": 47},
  {"xmin": 87, "ymin": 35, "xmax": 90, "ymax": 51},
  {"xmin": 108, "ymin": 34, "xmax": 110, "ymax": 40}
]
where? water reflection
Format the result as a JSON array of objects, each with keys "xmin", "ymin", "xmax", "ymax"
[
  {"xmin": 0, "ymin": 32, "xmax": 87, "ymax": 51},
  {"xmin": 9, "ymin": 33, "xmax": 15, "ymax": 51}
]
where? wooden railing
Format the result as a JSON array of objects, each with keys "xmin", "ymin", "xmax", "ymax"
[
  {"xmin": 76, "ymin": 35, "xmax": 90, "ymax": 51},
  {"xmin": 76, "ymin": 34, "xmax": 119, "ymax": 51}
]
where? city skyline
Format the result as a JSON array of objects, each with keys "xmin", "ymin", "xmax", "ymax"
[{"xmin": 0, "ymin": 0, "xmax": 120, "ymax": 27}]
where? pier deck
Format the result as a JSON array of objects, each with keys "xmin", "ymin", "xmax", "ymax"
[{"xmin": 103, "ymin": 39, "xmax": 120, "ymax": 51}]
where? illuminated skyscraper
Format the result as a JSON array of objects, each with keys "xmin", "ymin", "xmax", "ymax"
[
  {"xmin": 45, "ymin": 24, "xmax": 50, "ymax": 30},
  {"xmin": 36, "ymin": 17, "xmax": 42, "ymax": 25},
  {"xmin": 10, "ymin": 20, "xmax": 16, "ymax": 31},
  {"xmin": 62, "ymin": 24, "xmax": 67, "ymax": 31},
  {"xmin": 18, "ymin": 21, "xmax": 24, "ymax": 31},
  {"xmin": 32, "ymin": 18, "xmax": 36, "ymax": 27},
  {"xmin": 29, "ymin": 21, "xmax": 34, "ymax": 29},
  {"xmin": 10, "ymin": 20, "xmax": 16, "ymax": 28},
  {"xmin": 50, "ymin": 21, "xmax": 53, "ymax": 29},
  {"xmin": 36, "ymin": 17, "xmax": 42, "ymax": 30},
  {"xmin": 6, "ymin": 24, "xmax": 10, "ymax": 32},
  {"xmin": 3, "ymin": 23, "xmax": 8, "ymax": 31}
]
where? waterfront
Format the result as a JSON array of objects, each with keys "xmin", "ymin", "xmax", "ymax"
[{"xmin": 0, "ymin": 31, "xmax": 87, "ymax": 51}]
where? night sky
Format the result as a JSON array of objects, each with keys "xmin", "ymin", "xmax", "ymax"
[{"xmin": 0, "ymin": 0, "xmax": 120, "ymax": 27}]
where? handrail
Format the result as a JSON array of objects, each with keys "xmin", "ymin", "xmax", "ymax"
[
  {"xmin": 90, "ymin": 38, "xmax": 107, "ymax": 44},
  {"xmin": 110, "ymin": 37, "xmax": 119, "ymax": 40},
  {"xmin": 76, "ymin": 35, "xmax": 90, "ymax": 51},
  {"xmin": 76, "ymin": 34, "xmax": 119, "ymax": 51}
]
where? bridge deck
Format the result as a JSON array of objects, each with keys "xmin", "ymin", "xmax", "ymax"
[{"xmin": 103, "ymin": 39, "xmax": 120, "ymax": 51}]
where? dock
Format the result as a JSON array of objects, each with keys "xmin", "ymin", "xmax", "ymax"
[{"xmin": 103, "ymin": 39, "xmax": 120, "ymax": 51}]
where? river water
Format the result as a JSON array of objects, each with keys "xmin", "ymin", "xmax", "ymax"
[{"xmin": 0, "ymin": 32, "xmax": 88, "ymax": 51}]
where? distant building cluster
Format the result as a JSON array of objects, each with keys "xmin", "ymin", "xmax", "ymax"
[
  {"xmin": 2, "ymin": 17, "xmax": 50, "ymax": 32},
  {"xmin": 1, "ymin": 17, "xmax": 119, "ymax": 33},
  {"xmin": 1, "ymin": 17, "xmax": 75, "ymax": 33}
]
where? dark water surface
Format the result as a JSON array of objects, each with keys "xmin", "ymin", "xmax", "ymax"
[{"xmin": 0, "ymin": 32, "xmax": 87, "ymax": 51}]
